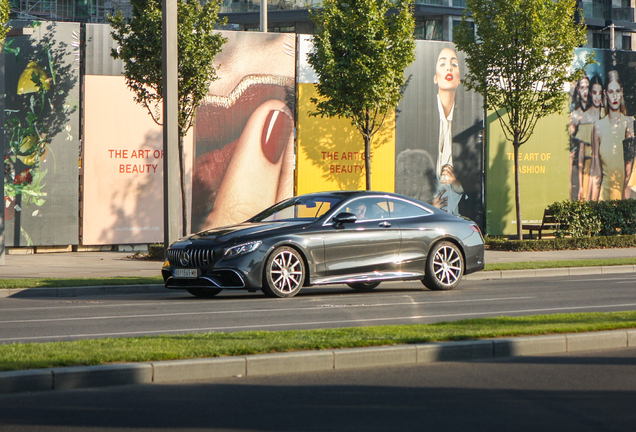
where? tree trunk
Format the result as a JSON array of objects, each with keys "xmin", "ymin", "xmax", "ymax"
[
  {"xmin": 178, "ymin": 134, "xmax": 188, "ymax": 237},
  {"xmin": 364, "ymin": 112, "xmax": 372, "ymax": 190},
  {"xmin": 364, "ymin": 134, "xmax": 372, "ymax": 190},
  {"xmin": 514, "ymin": 140, "xmax": 522, "ymax": 240}
]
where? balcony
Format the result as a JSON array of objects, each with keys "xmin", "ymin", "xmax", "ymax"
[
  {"xmin": 414, "ymin": 0, "xmax": 446, "ymax": 4},
  {"xmin": 612, "ymin": 7, "xmax": 635, "ymax": 23},
  {"xmin": 220, "ymin": 0, "xmax": 320, "ymax": 13},
  {"xmin": 582, "ymin": 3, "xmax": 606, "ymax": 20}
]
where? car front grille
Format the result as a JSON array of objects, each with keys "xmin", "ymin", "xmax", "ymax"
[{"xmin": 167, "ymin": 248, "xmax": 214, "ymax": 268}]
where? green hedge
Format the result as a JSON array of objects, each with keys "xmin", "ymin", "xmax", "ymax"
[
  {"xmin": 148, "ymin": 243, "xmax": 164, "ymax": 261},
  {"xmin": 547, "ymin": 199, "xmax": 636, "ymax": 238},
  {"xmin": 486, "ymin": 234, "xmax": 636, "ymax": 251}
]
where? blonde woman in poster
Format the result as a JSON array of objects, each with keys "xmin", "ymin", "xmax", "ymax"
[
  {"xmin": 571, "ymin": 74, "xmax": 604, "ymax": 200},
  {"xmin": 569, "ymin": 74, "xmax": 590, "ymax": 200},
  {"xmin": 192, "ymin": 32, "xmax": 296, "ymax": 231},
  {"xmin": 432, "ymin": 47, "xmax": 464, "ymax": 215},
  {"xmin": 588, "ymin": 70, "xmax": 635, "ymax": 201}
]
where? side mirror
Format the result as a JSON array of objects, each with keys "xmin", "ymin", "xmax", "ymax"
[{"xmin": 332, "ymin": 212, "xmax": 357, "ymax": 226}]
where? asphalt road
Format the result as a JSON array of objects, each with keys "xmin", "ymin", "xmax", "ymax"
[
  {"xmin": 1, "ymin": 274, "xmax": 635, "ymax": 344},
  {"xmin": 0, "ymin": 347, "xmax": 634, "ymax": 432}
]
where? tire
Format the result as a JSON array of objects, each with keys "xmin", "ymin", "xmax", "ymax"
[
  {"xmin": 422, "ymin": 241, "xmax": 464, "ymax": 291},
  {"xmin": 262, "ymin": 246, "xmax": 306, "ymax": 298},
  {"xmin": 186, "ymin": 288, "xmax": 222, "ymax": 298},
  {"xmin": 346, "ymin": 281, "xmax": 381, "ymax": 292}
]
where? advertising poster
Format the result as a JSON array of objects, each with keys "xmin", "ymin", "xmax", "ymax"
[
  {"xmin": 485, "ymin": 108, "xmax": 569, "ymax": 235},
  {"xmin": 296, "ymin": 35, "xmax": 396, "ymax": 196},
  {"xmin": 395, "ymin": 41, "xmax": 484, "ymax": 228},
  {"xmin": 82, "ymin": 24, "xmax": 192, "ymax": 245},
  {"xmin": 192, "ymin": 32, "xmax": 296, "ymax": 232},
  {"xmin": 3, "ymin": 21, "xmax": 80, "ymax": 246},
  {"xmin": 569, "ymin": 48, "xmax": 636, "ymax": 202}
]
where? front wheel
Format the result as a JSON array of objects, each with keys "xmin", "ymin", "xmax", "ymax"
[
  {"xmin": 422, "ymin": 241, "xmax": 464, "ymax": 291},
  {"xmin": 262, "ymin": 246, "xmax": 306, "ymax": 298},
  {"xmin": 346, "ymin": 281, "xmax": 380, "ymax": 292}
]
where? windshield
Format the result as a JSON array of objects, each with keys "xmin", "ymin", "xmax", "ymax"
[{"xmin": 249, "ymin": 196, "xmax": 344, "ymax": 222}]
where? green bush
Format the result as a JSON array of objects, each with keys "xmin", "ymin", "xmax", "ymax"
[
  {"xmin": 547, "ymin": 199, "xmax": 636, "ymax": 238},
  {"xmin": 486, "ymin": 234, "xmax": 636, "ymax": 251},
  {"xmin": 148, "ymin": 244, "xmax": 164, "ymax": 261}
]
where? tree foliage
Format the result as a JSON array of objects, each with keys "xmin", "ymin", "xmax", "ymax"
[
  {"xmin": 0, "ymin": 0, "xmax": 9, "ymax": 44},
  {"xmin": 108, "ymin": 0, "xmax": 226, "ymax": 235},
  {"xmin": 308, "ymin": 0, "xmax": 415, "ymax": 190},
  {"xmin": 454, "ymin": 0, "xmax": 591, "ymax": 238}
]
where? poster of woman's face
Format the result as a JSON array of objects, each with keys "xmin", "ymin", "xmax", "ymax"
[
  {"xmin": 395, "ymin": 41, "xmax": 484, "ymax": 227},
  {"xmin": 569, "ymin": 48, "xmax": 636, "ymax": 202},
  {"xmin": 192, "ymin": 32, "xmax": 296, "ymax": 232}
]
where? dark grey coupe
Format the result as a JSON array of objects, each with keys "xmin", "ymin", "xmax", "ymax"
[{"xmin": 162, "ymin": 191, "xmax": 484, "ymax": 298}]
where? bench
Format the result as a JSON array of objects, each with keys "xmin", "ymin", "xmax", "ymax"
[{"xmin": 521, "ymin": 209, "xmax": 559, "ymax": 239}]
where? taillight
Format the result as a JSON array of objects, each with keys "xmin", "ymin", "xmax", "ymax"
[{"xmin": 470, "ymin": 224, "xmax": 483, "ymax": 239}]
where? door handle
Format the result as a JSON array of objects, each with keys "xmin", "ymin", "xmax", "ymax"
[{"xmin": 379, "ymin": 221, "xmax": 391, "ymax": 228}]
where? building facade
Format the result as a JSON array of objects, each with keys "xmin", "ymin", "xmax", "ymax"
[{"xmin": 8, "ymin": 0, "xmax": 636, "ymax": 49}]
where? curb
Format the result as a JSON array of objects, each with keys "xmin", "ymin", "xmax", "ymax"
[
  {"xmin": 1, "ymin": 329, "xmax": 634, "ymax": 395},
  {"xmin": 465, "ymin": 264, "xmax": 636, "ymax": 280}
]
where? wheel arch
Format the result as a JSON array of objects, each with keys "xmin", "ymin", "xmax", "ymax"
[
  {"xmin": 427, "ymin": 236, "xmax": 467, "ymax": 268},
  {"xmin": 263, "ymin": 241, "xmax": 311, "ymax": 287}
]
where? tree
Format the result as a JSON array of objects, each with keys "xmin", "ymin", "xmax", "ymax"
[
  {"xmin": 454, "ymin": 0, "xmax": 591, "ymax": 239},
  {"xmin": 308, "ymin": 0, "xmax": 415, "ymax": 190},
  {"xmin": 0, "ymin": 0, "xmax": 9, "ymax": 44},
  {"xmin": 108, "ymin": 0, "xmax": 226, "ymax": 236}
]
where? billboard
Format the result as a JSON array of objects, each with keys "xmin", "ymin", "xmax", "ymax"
[
  {"xmin": 81, "ymin": 24, "xmax": 192, "ymax": 245},
  {"xmin": 296, "ymin": 35, "xmax": 396, "ymax": 195},
  {"xmin": 569, "ymin": 48, "xmax": 636, "ymax": 202},
  {"xmin": 395, "ymin": 41, "xmax": 484, "ymax": 227},
  {"xmin": 3, "ymin": 22, "xmax": 80, "ymax": 247},
  {"xmin": 192, "ymin": 32, "xmax": 296, "ymax": 232},
  {"xmin": 485, "ymin": 108, "xmax": 570, "ymax": 235}
]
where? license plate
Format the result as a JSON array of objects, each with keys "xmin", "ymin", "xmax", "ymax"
[{"xmin": 174, "ymin": 268, "xmax": 198, "ymax": 278}]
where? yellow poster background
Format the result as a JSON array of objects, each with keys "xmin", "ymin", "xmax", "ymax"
[{"xmin": 296, "ymin": 83, "xmax": 395, "ymax": 194}]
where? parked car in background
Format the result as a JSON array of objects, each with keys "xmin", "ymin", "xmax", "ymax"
[{"xmin": 162, "ymin": 191, "xmax": 484, "ymax": 298}]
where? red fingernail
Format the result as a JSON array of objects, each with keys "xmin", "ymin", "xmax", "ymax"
[{"xmin": 262, "ymin": 110, "xmax": 292, "ymax": 164}]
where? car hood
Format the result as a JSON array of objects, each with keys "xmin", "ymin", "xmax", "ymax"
[{"xmin": 171, "ymin": 221, "xmax": 310, "ymax": 247}]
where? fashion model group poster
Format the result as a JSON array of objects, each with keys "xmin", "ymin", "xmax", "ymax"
[
  {"xmin": 569, "ymin": 48, "xmax": 636, "ymax": 202},
  {"xmin": 395, "ymin": 41, "xmax": 484, "ymax": 227}
]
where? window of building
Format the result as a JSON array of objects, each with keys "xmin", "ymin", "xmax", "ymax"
[
  {"xmin": 623, "ymin": 34, "xmax": 632, "ymax": 51},
  {"xmin": 452, "ymin": 20, "xmax": 474, "ymax": 42},
  {"xmin": 414, "ymin": 19, "xmax": 443, "ymax": 41},
  {"xmin": 593, "ymin": 32, "xmax": 610, "ymax": 49}
]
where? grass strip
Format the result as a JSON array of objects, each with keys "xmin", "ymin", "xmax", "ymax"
[
  {"xmin": 1, "ymin": 311, "xmax": 635, "ymax": 372},
  {"xmin": 483, "ymin": 257, "xmax": 636, "ymax": 271}
]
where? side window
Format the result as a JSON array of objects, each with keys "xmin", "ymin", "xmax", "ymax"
[
  {"xmin": 343, "ymin": 198, "xmax": 389, "ymax": 221},
  {"xmin": 387, "ymin": 198, "xmax": 430, "ymax": 219}
]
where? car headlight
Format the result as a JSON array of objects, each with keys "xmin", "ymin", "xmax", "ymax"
[{"xmin": 223, "ymin": 241, "xmax": 262, "ymax": 259}]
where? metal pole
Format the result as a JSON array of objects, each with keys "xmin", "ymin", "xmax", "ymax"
[
  {"xmin": 162, "ymin": 0, "xmax": 181, "ymax": 255},
  {"xmin": 260, "ymin": 0, "xmax": 267, "ymax": 32},
  {"xmin": 610, "ymin": 23, "xmax": 615, "ymax": 50}
]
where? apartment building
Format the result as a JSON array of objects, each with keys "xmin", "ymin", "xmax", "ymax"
[{"xmin": 7, "ymin": 0, "xmax": 636, "ymax": 49}]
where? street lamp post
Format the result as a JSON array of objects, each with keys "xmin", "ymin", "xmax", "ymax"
[{"xmin": 162, "ymin": 0, "xmax": 181, "ymax": 256}]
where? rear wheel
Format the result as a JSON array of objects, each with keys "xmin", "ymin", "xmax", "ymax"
[
  {"xmin": 186, "ymin": 288, "xmax": 222, "ymax": 298},
  {"xmin": 346, "ymin": 281, "xmax": 381, "ymax": 292},
  {"xmin": 263, "ymin": 246, "xmax": 305, "ymax": 298},
  {"xmin": 422, "ymin": 241, "xmax": 464, "ymax": 291}
]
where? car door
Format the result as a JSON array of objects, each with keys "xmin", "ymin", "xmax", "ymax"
[
  {"xmin": 386, "ymin": 197, "xmax": 437, "ymax": 274},
  {"xmin": 321, "ymin": 197, "xmax": 402, "ymax": 278}
]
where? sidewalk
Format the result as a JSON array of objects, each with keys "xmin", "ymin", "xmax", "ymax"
[{"xmin": 0, "ymin": 247, "xmax": 635, "ymax": 280}]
